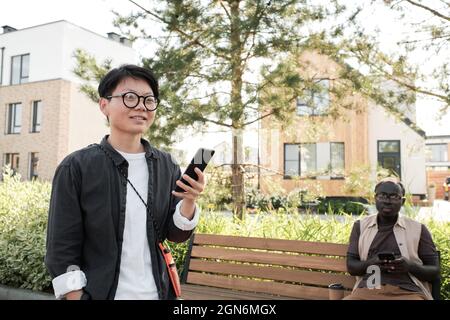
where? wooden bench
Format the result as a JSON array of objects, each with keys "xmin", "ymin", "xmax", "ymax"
[{"xmin": 180, "ymin": 233, "xmax": 355, "ymax": 300}]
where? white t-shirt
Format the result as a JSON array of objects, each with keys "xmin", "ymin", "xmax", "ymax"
[{"xmin": 114, "ymin": 150, "xmax": 158, "ymax": 300}]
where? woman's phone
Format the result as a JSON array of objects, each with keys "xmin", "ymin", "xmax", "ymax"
[{"xmin": 174, "ymin": 148, "xmax": 215, "ymax": 192}]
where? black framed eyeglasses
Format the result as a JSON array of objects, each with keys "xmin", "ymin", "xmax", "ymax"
[
  {"xmin": 375, "ymin": 193, "xmax": 404, "ymax": 202},
  {"xmin": 106, "ymin": 92, "xmax": 159, "ymax": 111}
]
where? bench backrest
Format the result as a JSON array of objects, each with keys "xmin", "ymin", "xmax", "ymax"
[{"xmin": 182, "ymin": 233, "xmax": 355, "ymax": 300}]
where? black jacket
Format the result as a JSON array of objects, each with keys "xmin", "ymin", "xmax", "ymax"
[{"xmin": 45, "ymin": 135, "xmax": 193, "ymax": 299}]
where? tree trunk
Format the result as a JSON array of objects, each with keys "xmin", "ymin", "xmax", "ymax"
[
  {"xmin": 230, "ymin": 0, "xmax": 245, "ymax": 219},
  {"xmin": 232, "ymin": 129, "xmax": 245, "ymax": 219}
]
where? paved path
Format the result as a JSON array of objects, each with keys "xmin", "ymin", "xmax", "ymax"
[{"xmin": 418, "ymin": 200, "xmax": 450, "ymax": 222}]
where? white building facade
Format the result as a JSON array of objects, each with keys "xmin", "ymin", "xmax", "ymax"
[{"xmin": 368, "ymin": 103, "xmax": 427, "ymax": 195}]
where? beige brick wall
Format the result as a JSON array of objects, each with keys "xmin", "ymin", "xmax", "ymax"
[
  {"xmin": 0, "ymin": 79, "xmax": 112, "ymax": 181},
  {"xmin": 0, "ymin": 79, "xmax": 71, "ymax": 181}
]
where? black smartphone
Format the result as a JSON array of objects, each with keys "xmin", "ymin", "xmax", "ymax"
[
  {"xmin": 174, "ymin": 148, "xmax": 215, "ymax": 193},
  {"xmin": 377, "ymin": 252, "xmax": 396, "ymax": 261}
]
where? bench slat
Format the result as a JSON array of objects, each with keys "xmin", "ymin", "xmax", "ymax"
[
  {"xmin": 191, "ymin": 246, "xmax": 348, "ymax": 272},
  {"xmin": 181, "ymin": 284, "xmax": 293, "ymax": 300},
  {"xmin": 194, "ymin": 234, "xmax": 348, "ymax": 257},
  {"xmin": 188, "ymin": 259, "xmax": 355, "ymax": 289},
  {"xmin": 187, "ymin": 272, "xmax": 342, "ymax": 300}
]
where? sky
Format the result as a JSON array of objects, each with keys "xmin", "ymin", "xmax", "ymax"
[{"xmin": 0, "ymin": 0, "xmax": 448, "ymax": 155}]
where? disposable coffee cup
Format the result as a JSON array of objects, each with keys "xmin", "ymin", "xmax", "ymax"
[{"xmin": 328, "ymin": 283, "xmax": 344, "ymax": 300}]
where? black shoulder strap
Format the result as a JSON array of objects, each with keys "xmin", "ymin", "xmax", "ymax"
[{"xmin": 90, "ymin": 143, "xmax": 164, "ymax": 244}]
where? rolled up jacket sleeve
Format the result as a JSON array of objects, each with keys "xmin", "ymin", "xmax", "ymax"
[
  {"xmin": 165, "ymin": 165, "xmax": 196, "ymax": 243},
  {"xmin": 45, "ymin": 161, "xmax": 86, "ymax": 296}
]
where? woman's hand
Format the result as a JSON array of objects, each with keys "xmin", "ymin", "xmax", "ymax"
[
  {"xmin": 64, "ymin": 289, "xmax": 83, "ymax": 300},
  {"xmin": 172, "ymin": 168, "xmax": 206, "ymax": 219},
  {"xmin": 172, "ymin": 168, "xmax": 206, "ymax": 201}
]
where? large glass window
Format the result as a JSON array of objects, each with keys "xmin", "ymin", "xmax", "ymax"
[
  {"xmin": 300, "ymin": 143, "xmax": 317, "ymax": 176},
  {"xmin": 284, "ymin": 144, "xmax": 300, "ymax": 176},
  {"xmin": 10, "ymin": 54, "xmax": 29, "ymax": 85},
  {"xmin": 330, "ymin": 142, "xmax": 345, "ymax": 176},
  {"xmin": 6, "ymin": 103, "xmax": 22, "ymax": 134},
  {"xmin": 378, "ymin": 140, "xmax": 401, "ymax": 178},
  {"xmin": 284, "ymin": 143, "xmax": 318, "ymax": 177},
  {"xmin": 31, "ymin": 101, "xmax": 42, "ymax": 133},
  {"xmin": 29, "ymin": 152, "xmax": 39, "ymax": 180},
  {"xmin": 297, "ymin": 79, "xmax": 330, "ymax": 116},
  {"xmin": 378, "ymin": 141, "xmax": 400, "ymax": 153},
  {"xmin": 4, "ymin": 153, "xmax": 19, "ymax": 174},
  {"xmin": 285, "ymin": 142, "xmax": 345, "ymax": 178},
  {"xmin": 426, "ymin": 144, "xmax": 448, "ymax": 162}
]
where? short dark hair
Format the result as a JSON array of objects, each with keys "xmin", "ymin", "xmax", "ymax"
[
  {"xmin": 374, "ymin": 177, "xmax": 406, "ymax": 196},
  {"xmin": 98, "ymin": 64, "xmax": 159, "ymax": 100}
]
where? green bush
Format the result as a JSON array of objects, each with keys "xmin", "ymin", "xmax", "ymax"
[
  {"xmin": 316, "ymin": 199, "xmax": 367, "ymax": 215},
  {"xmin": 196, "ymin": 168, "xmax": 233, "ymax": 211},
  {"xmin": 0, "ymin": 167, "xmax": 52, "ymax": 291}
]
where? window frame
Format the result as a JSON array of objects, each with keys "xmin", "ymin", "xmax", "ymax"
[
  {"xmin": 10, "ymin": 53, "xmax": 30, "ymax": 85},
  {"xmin": 31, "ymin": 100, "xmax": 42, "ymax": 133},
  {"xmin": 330, "ymin": 142, "xmax": 345, "ymax": 179},
  {"xmin": 296, "ymin": 79, "xmax": 330, "ymax": 116},
  {"xmin": 377, "ymin": 140, "xmax": 402, "ymax": 179},
  {"xmin": 6, "ymin": 102, "xmax": 22, "ymax": 134},
  {"xmin": 29, "ymin": 152, "xmax": 39, "ymax": 180},
  {"xmin": 283, "ymin": 143, "xmax": 300, "ymax": 179},
  {"xmin": 283, "ymin": 143, "xmax": 318, "ymax": 179},
  {"xmin": 4, "ymin": 153, "xmax": 20, "ymax": 174},
  {"xmin": 426, "ymin": 143, "xmax": 448, "ymax": 162}
]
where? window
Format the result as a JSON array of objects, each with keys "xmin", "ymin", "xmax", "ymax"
[
  {"xmin": 378, "ymin": 141, "xmax": 400, "ymax": 153},
  {"xmin": 297, "ymin": 79, "xmax": 330, "ymax": 116},
  {"xmin": 330, "ymin": 142, "xmax": 345, "ymax": 177},
  {"xmin": 10, "ymin": 54, "xmax": 29, "ymax": 85},
  {"xmin": 4, "ymin": 153, "xmax": 19, "ymax": 174},
  {"xmin": 29, "ymin": 152, "xmax": 39, "ymax": 180},
  {"xmin": 6, "ymin": 103, "xmax": 22, "ymax": 134},
  {"xmin": 300, "ymin": 143, "xmax": 317, "ymax": 176},
  {"xmin": 31, "ymin": 101, "xmax": 42, "ymax": 132},
  {"xmin": 285, "ymin": 142, "xmax": 344, "ymax": 179},
  {"xmin": 426, "ymin": 144, "xmax": 448, "ymax": 162},
  {"xmin": 0, "ymin": 47, "xmax": 4, "ymax": 85},
  {"xmin": 284, "ymin": 144, "xmax": 300, "ymax": 176},
  {"xmin": 377, "ymin": 140, "xmax": 401, "ymax": 178},
  {"xmin": 284, "ymin": 143, "xmax": 317, "ymax": 177}
]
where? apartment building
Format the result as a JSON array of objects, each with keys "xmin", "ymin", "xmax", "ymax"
[
  {"xmin": 260, "ymin": 51, "xmax": 427, "ymax": 198},
  {"xmin": 0, "ymin": 20, "xmax": 138, "ymax": 180}
]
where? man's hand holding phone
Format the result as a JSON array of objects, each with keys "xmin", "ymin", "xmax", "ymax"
[
  {"xmin": 384, "ymin": 256, "xmax": 411, "ymax": 274},
  {"xmin": 375, "ymin": 252, "xmax": 410, "ymax": 274}
]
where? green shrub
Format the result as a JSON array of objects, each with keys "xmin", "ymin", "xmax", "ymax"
[
  {"xmin": 316, "ymin": 199, "xmax": 367, "ymax": 215},
  {"xmin": 196, "ymin": 168, "xmax": 233, "ymax": 211},
  {"xmin": 0, "ymin": 167, "xmax": 52, "ymax": 291}
]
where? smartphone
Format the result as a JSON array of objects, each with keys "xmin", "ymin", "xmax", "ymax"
[
  {"xmin": 377, "ymin": 252, "xmax": 396, "ymax": 261},
  {"xmin": 174, "ymin": 148, "xmax": 215, "ymax": 193}
]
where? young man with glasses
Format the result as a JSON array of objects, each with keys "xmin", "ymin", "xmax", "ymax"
[
  {"xmin": 343, "ymin": 178, "xmax": 440, "ymax": 300},
  {"xmin": 45, "ymin": 65, "xmax": 205, "ymax": 300}
]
